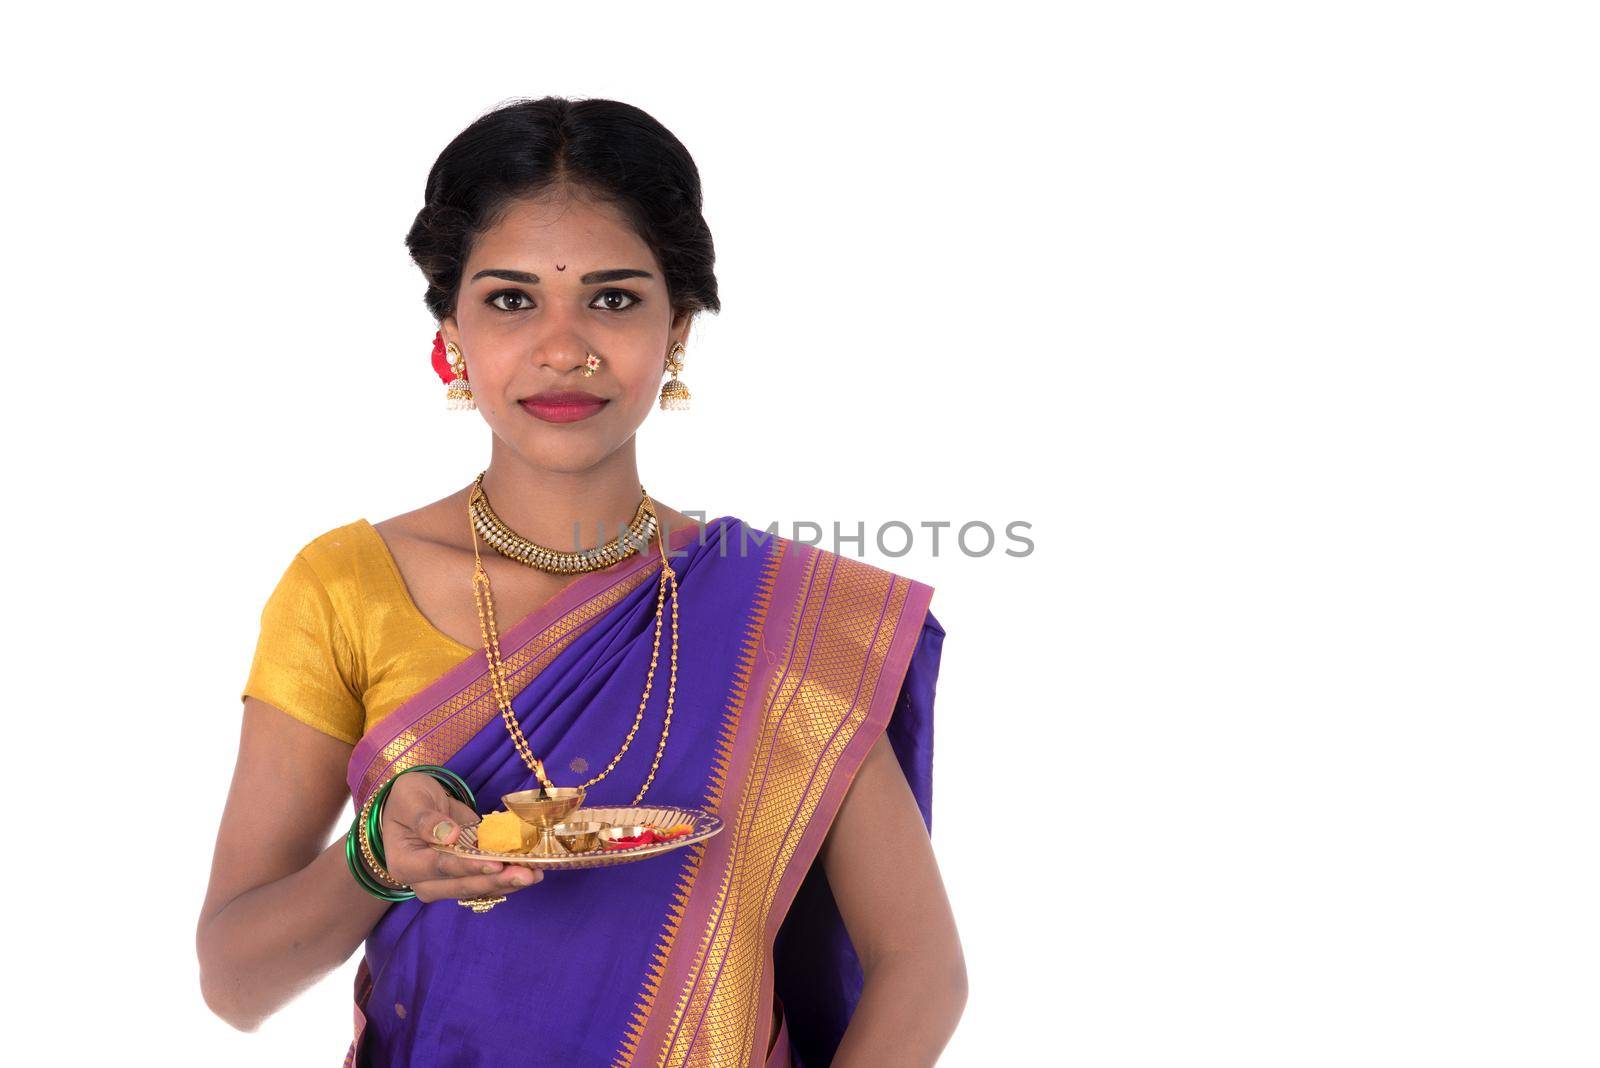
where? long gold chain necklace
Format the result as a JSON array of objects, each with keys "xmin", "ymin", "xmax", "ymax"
[{"xmin": 467, "ymin": 479, "xmax": 680, "ymax": 804}]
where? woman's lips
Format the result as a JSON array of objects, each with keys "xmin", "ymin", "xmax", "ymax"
[{"xmin": 519, "ymin": 392, "xmax": 609, "ymax": 424}]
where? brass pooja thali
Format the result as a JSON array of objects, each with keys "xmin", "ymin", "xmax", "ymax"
[{"xmin": 431, "ymin": 787, "xmax": 723, "ymax": 871}]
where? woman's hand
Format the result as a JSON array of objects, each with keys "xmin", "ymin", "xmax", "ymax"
[{"xmin": 378, "ymin": 772, "xmax": 544, "ymax": 901}]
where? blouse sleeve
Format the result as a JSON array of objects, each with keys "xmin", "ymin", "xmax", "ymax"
[{"xmin": 240, "ymin": 551, "xmax": 366, "ymax": 745}]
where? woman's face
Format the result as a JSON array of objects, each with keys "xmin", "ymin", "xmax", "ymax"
[{"xmin": 441, "ymin": 190, "xmax": 690, "ymax": 473}]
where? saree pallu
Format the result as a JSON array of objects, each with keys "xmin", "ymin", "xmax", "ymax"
[{"xmin": 342, "ymin": 516, "xmax": 943, "ymax": 1068}]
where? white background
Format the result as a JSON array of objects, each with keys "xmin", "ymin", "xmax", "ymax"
[{"xmin": 6, "ymin": 3, "xmax": 1597, "ymax": 1065}]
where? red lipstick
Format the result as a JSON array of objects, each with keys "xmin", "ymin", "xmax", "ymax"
[{"xmin": 519, "ymin": 390, "xmax": 609, "ymax": 424}]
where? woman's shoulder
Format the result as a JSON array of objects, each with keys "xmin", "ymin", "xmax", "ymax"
[
  {"xmin": 244, "ymin": 521, "xmax": 376, "ymax": 745},
  {"xmin": 287, "ymin": 518, "xmax": 387, "ymax": 590},
  {"xmin": 257, "ymin": 519, "xmax": 408, "ymax": 645}
]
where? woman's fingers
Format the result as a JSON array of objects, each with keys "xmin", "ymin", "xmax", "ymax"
[
  {"xmin": 446, "ymin": 796, "xmax": 480, "ymax": 827},
  {"xmin": 413, "ymin": 802, "xmax": 464, "ymax": 846},
  {"xmin": 410, "ymin": 866, "xmax": 543, "ymax": 903},
  {"xmin": 385, "ymin": 777, "xmax": 461, "ymax": 840},
  {"xmin": 374, "ymin": 773, "xmax": 534, "ymax": 886},
  {"xmin": 385, "ymin": 835, "xmax": 496, "ymax": 883},
  {"xmin": 433, "ymin": 797, "xmax": 486, "ymax": 846},
  {"xmin": 408, "ymin": 796, "xmax": 488, "ymax": 849},
  {"xmin": 435, "ymin": 797, "xmax": 509, "ymax": 875},
  {"xmin": 422, "ymin": 847, "xmax": 511, "ymax": 881},
  {"xmin": 386, "ymin": 810, "xmax": 496, "ymax": 883}
]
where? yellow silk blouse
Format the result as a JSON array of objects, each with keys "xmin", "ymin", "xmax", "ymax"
[{"xmin": 241, "ymin": 519, "xmax": 475, "ymax": 745}]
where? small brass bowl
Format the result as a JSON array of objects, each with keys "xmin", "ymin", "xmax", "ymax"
[
  {"xmin": 501, "ymin": 786, "xmax": 586, "ymax": 829},
  {"xmin": 597, "ymin": 824, "xmax": 655, "ymax": 849},
  {"xmin": 552, "ymin": 820, "xmax": 607, "ymax": 853}
]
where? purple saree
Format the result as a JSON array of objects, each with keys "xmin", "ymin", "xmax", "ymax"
[{"xmin": 342, "ymin": 516, "xmax": 943, "ymax": 1068}]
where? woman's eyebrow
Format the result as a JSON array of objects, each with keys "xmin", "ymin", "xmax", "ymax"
[{"xmin": 469, "ymin": 267, "xmax": 655, "ymax": 284}]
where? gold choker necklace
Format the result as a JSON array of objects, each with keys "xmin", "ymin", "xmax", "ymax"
[{"xmin": 469, "ymin": 471, "xmax": 657, "ymax": 574}]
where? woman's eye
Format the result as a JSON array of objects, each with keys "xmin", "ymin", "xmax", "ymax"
[
  {"xmin": 486, "ymin": 289, "xmax": 640, "ymax": 313},
  {"xmin": 591, "ymin": 289, "xmax": 642, "ymax": 312},
  {"xmin": 487, "ymin": 290, "xmax": 532, "ymax": 312}
]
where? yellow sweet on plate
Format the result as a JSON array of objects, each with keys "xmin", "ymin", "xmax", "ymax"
[{"xmin": 475, "ymin": 810, "xmax": 535, "ymax": 854}]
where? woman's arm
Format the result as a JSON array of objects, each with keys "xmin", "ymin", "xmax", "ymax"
[
  {"xmin": 196, "ymin": 699, "xmax": 388, "ymax": 1030},
  {"xmin": 821, "ymin": 731, "xmax": 968, "ymax": 1066},
  {"xmin": 195, "ymin": 699, "xmax": 540, "ymax": 1031}
]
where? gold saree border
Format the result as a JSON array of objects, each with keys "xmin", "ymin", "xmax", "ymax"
[
  {"xmin": 623, "ymin": 539, "xmax": 932, "ymax": 1067},
  {"xmin": 611, "ymin": 536, "xmax": 787, "ymax": 1067}
]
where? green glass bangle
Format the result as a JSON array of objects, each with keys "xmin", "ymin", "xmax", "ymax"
[
  {"xmin": 366, "ymin": 776, "xmax": 403, "ymax": 868},
  {"xmin": 349, "ymin": 781, "xmax": 415, "ymax": 901},
  {"xmin": 345, "ymin": 816, "xmax": 411, "ymax": 902},
  {"xmin": 346, "ymin": 836, "xmax": 402, "ymax": 900},
  {"xmin": 406, "ymin": 764, "xmax": 477, "ymax": 807},
  {"xmin": 347, "ymin": 813, "xmax": 402, "ymax": 898}
]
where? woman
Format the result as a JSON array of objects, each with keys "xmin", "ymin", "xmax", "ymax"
[{"xmin": 197, "ymin": 96, "xmax": 966, "ymax": 1067}]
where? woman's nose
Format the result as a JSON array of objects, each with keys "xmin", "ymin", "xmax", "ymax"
[{"xmin": 530, "ymin": 335, "xmax": 595, "ymax": 375}]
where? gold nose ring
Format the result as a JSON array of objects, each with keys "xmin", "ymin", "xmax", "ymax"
[{"xmin": 582, "ymin": 353, "xmax": 602, "ymax": 377}]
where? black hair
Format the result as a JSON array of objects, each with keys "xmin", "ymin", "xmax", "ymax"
[{"xmin": 405, "ymin": 96, "xmax": 720, "ymax": 324}]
